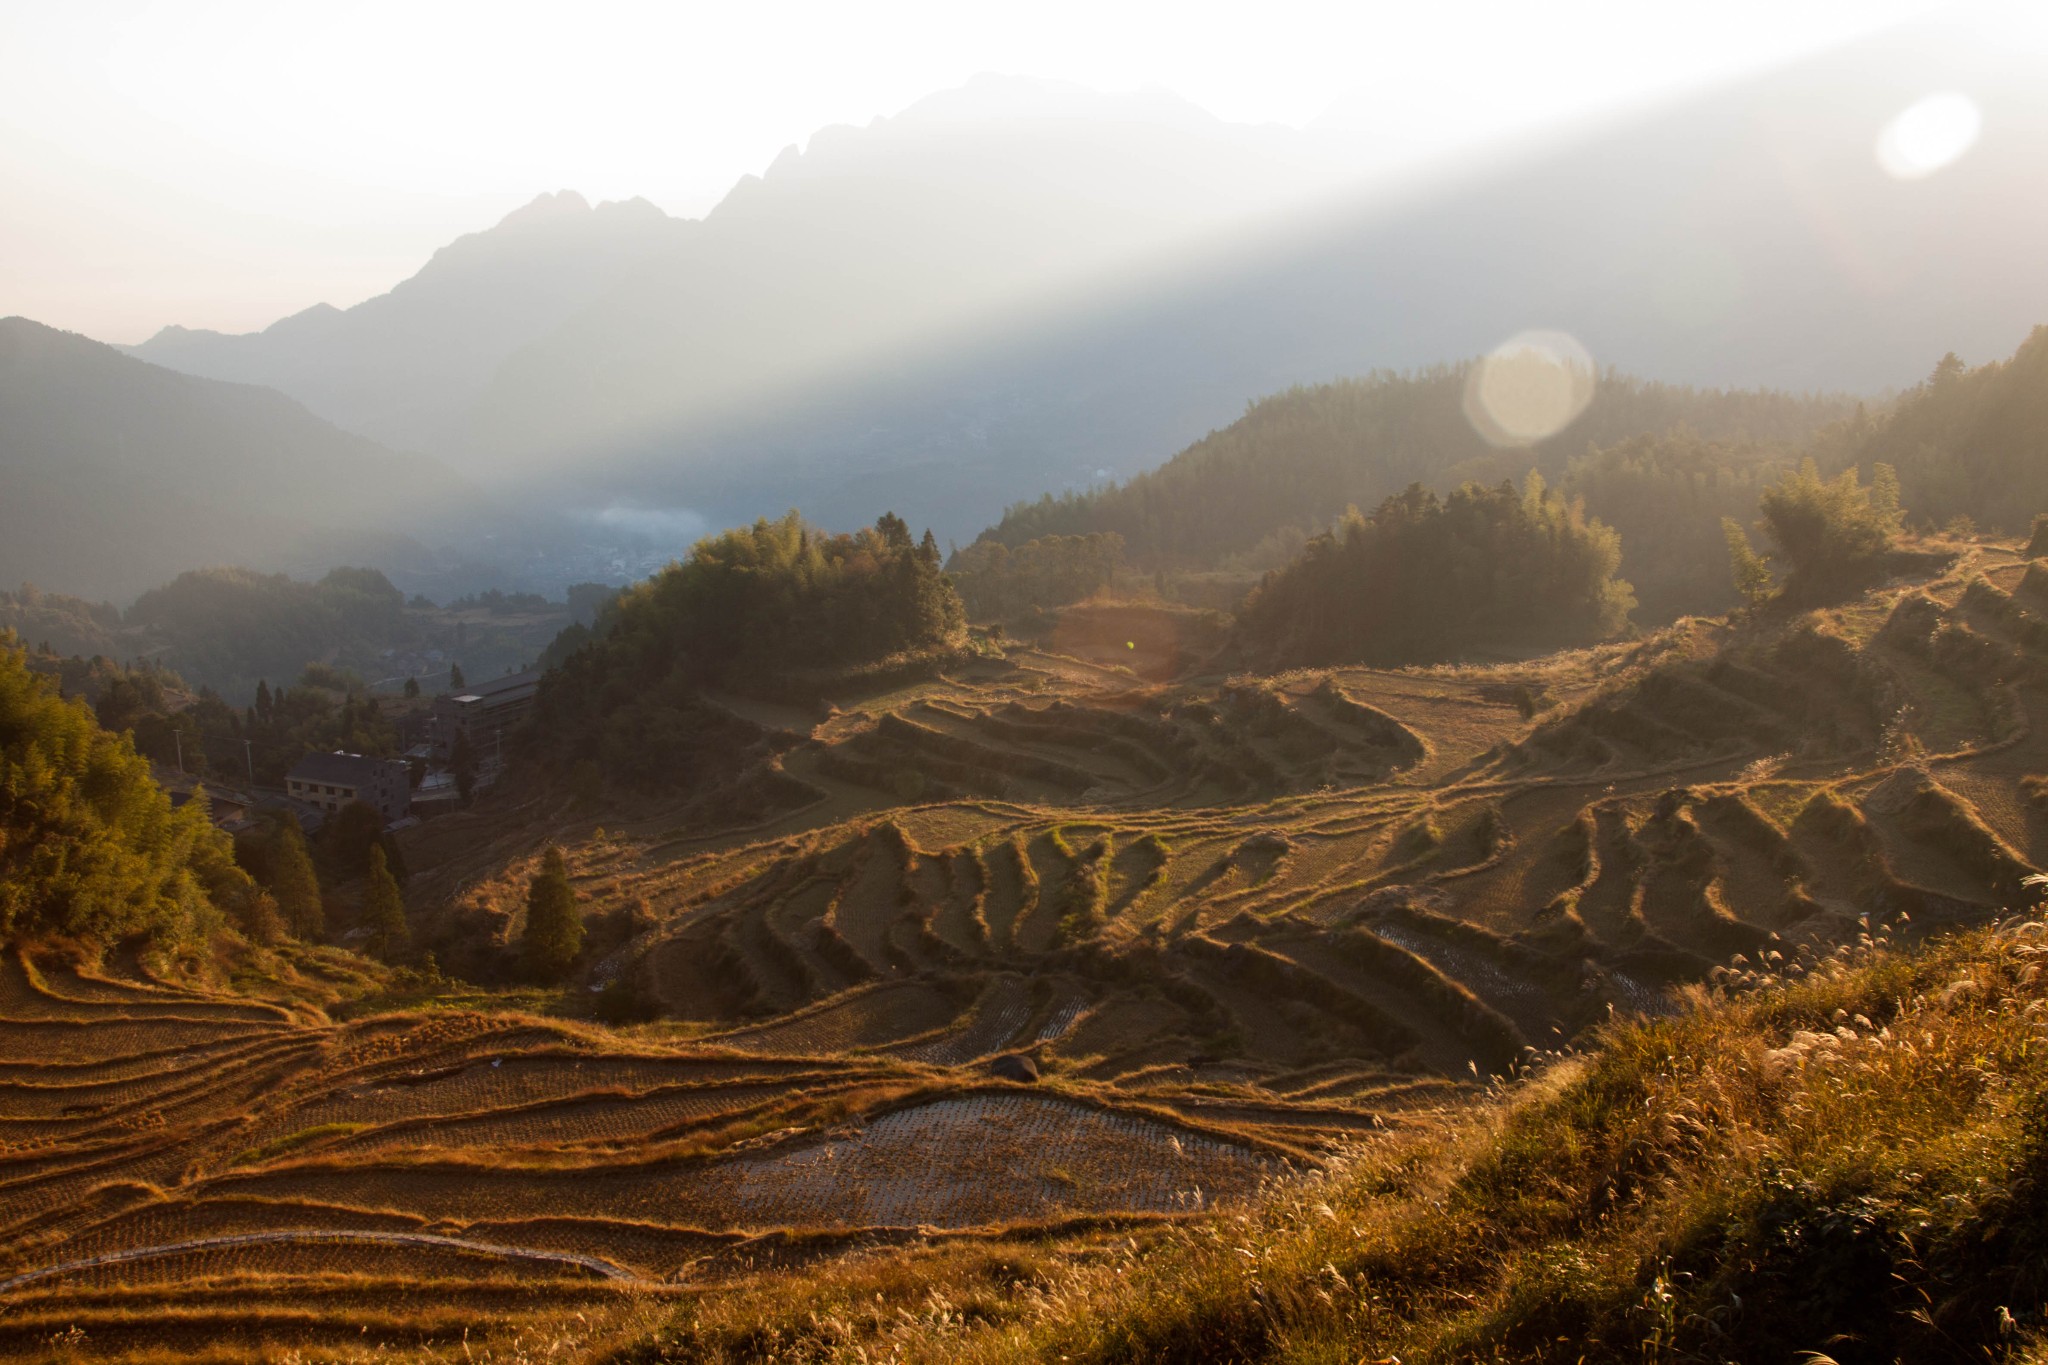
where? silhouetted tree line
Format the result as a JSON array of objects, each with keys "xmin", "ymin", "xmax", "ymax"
[
  {"xmin": 946, "ymin": 532, "xmax": 1124, "ymax": 619},
  {"xmin": 1236, "ymin": 476, "xmax": 1635, "ymax": 667}
]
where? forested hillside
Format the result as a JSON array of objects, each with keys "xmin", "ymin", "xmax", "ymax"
[
  {"xmin": 10, "ymin": 564, "xmax": 573, "ymax": 705},
  {"xmin": 126, "ymin": 567, "xmax": 411, "ymax": 702},
  {"xmin": 0, "ymin": 584, "xmax": 121, "ymax": 660},
  {"xmin": 1562, "ymin": 431, "xmax": 1787, "ymax": 621},
  {"xmin": 982, "ymin": 368, "xmax": 1846, "ymax": 576},
  {"xmin": 1812, "ymin": 326, "xmax": 2048, "ymax": 536}
]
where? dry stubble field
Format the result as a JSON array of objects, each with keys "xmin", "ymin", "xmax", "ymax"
[{"xmin": 8, "ymin": 541, "xmax": 2048, "ymax": 1359}]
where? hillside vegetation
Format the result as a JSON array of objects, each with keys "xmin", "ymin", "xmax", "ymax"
[
  {"xmin": 1814, "ymin": 327, "xmax": 2048, "ymax": 537},
  {"xmin": 984, "ymin": 368, "xmax": 1849, "ymax": 575},
  {"xmin": 1237, "ymin": 476, "xmax": 1634, "ymax": 667},
  {"xmin": 0, "ymin": 641, "xmax": 253, "ymax": 946},
  {"xmin": 125, "ymin": 566, "xmax": 411, "ymax": 702},
  {"xmin": 537, "ymin": 512, "xmax": 962, "ymax": 788}
]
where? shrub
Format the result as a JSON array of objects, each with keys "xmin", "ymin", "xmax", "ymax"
[
  {"xmin": 1755, "ymin": 459, "xmax": 1902, "ymax": 603},
  {"xmin": 1238, "ymin": 475, "xmax": 1634, "ymax": 667}
]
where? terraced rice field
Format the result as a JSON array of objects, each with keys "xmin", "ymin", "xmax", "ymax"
[
  {"xmin": 0, "ymin": 946, "xmax": 1287, "ymax": 1359},
  {"xmin": 458, "ymin": 553, "xmax": 2048, "ymax": 1096},
  {"xmin": 15, "ymin": 550, "xmax": 2048, "ymax": 1358}
]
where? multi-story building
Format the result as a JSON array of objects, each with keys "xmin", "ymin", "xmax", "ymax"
[
  {"xmin": 431, "ymin": 669, "xmax": 539, "ymax": 757},
  {"xmin": 285, "ymin": 751, "xmax": 412, "ymax": 823}
]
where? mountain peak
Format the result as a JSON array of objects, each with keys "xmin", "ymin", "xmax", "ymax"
[{"xmin": 496, "ymin": 190, "xmax": 594, "ymax": 230}]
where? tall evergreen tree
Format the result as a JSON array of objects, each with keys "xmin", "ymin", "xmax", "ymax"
[
  {"xmin": 362, "ymin": 845, "xmax": 408, "ymax": 961},
  {"xmin": 268, "ymin": 815, "xmax": 324, "ymax": 940},
  {"xmin": 522, "ymin": 846, "xmax": 583, "ymax": 982},
  {"xmin": 451, "ymin": 729, "xmax": 478, "ymax": 802}
]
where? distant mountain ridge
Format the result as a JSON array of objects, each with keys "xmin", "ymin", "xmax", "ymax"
[
  {"xmin": 125, "ymin": 191, "xmax": 681, "ymax": 457},
  {"xmin": 119, "ymin": 27, "xmax": 2048, "ymax": 551},
  {"xmin": 0, "ymin": 318, "xmax": 465, "ymax": 601},
  {"xmin": 123, "ymin": 76, "xmax": 1380, "ymax": 479}
]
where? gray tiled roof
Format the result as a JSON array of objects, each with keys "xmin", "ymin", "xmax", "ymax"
[
  {"xmin": 461, "ymin": 670, "xmax": 539, "ymax": 701},
  {"xmin": 287, "ymin": 751, "xmax": 398, "ymax": 786}
]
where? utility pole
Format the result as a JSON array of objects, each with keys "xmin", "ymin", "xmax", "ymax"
[
  {"xmin": 173, "ymin": 729, "xmax": 185, "ymax": 775},
  {"xmin": 243, "ymin": 739, "xmax": 255, "ymax": 789}
]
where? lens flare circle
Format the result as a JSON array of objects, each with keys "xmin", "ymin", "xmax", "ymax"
[
  {"xmin": 1462, "ymin": 330, "xmax": 1597, "ymax": 448},
  {"xmin": 1875, "ymin": 92, "xmax": 1982, "ymax": 180}
]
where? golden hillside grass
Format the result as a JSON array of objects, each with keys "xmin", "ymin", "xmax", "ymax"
[{"xmin": 625, "ymin": 914, "xmax": 2048, "ymax": 1365}]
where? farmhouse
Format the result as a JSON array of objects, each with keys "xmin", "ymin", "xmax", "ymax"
[
  {"xmin": 432, "ymin": 669, "xmax": 538, "ymax": 756},
  {"xmin": 286, "ymin": 750, "xmax": 411, "ymax": 823}
]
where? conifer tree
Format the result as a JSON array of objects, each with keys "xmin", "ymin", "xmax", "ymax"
[
  {"xmin": 269, "ymin": 815, "xmax": 324, "ymax": 940},
  {"xmin": 363, "ymin": 845, "xmax": 408, "ymax": 961},
  {"xmin": 451, "ymin": 729, "xmax": 478, "ymax": 802},
  {"xmin": 522, "ymin": 846, "xmax": 582, "ymax": 982},
  {"xmin": 449, "ymin": 663, "xmax": 465, "ymax": 690},
  {"xmin": 1722, "ymin": 518, "xmax": 1774, "ymax": 606}
]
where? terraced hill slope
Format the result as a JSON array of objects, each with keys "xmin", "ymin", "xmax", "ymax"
[{"xmin": 9, "ymin": 535, "xmax": 2048, "ymax": 1359}]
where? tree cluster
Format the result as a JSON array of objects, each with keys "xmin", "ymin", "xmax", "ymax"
[
  {"xmin": 1561, "ymin": 431, "xmax": 1792, "ymax": 622},
  {"xmin": 0, "ymin": 638, "xmax": 258, "ymax": 946},
  {"xmin": 537, "ymin": 512, "xmax": 962, "ymax": 788},
  {"xmin": 1236, "ymin": 477, "xmax": 1635, "ymax": 668},
  {"xmin": 1811, "ymin": 328, "xmax": 2048, "ymax": 536},
  {"xmin": 1728, "ymin": 460, "xmax": 1904, "ymax": 606}
]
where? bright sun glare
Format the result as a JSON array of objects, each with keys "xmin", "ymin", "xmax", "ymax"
[
  {"xmin": 1875, "ymin": 91, "xmax": 1984, "ymax": 179},
  {"xmin": 1462, "ymin": 331, "xmax": 1598, "ymax": 448}
]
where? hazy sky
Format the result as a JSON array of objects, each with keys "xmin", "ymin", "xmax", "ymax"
[{"xmin": 2, "ymin": 0, "xmax": 1950, "ymax": 343}]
